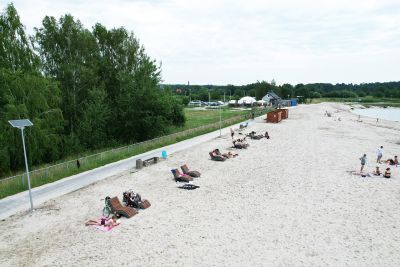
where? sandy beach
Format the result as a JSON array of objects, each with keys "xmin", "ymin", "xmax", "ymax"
[{"xmin": 0, "ymin": 102, "xmax": 399, "ymax": 266}]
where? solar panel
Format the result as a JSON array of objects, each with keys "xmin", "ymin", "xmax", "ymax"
[{"xmin": 8, "ymin": 119, "xmax": 33, "ymax": 128}]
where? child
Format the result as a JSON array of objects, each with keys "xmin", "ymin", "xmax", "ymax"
[
  {"xmin": 373, "ymin": 166, "xmax": 381, "ymax": 176},
  {"xmin": 383, "ymin": 168, "xmax": 391, "ymax": 178}
]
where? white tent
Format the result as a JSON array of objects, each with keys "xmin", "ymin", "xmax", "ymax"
[
  {"xmin": 238, "ymin": 96, "xmax": 256, "ymax": 105},
  {"xmin": 257, "ymin": 99, "xmax": 267, "ymax": 105}
]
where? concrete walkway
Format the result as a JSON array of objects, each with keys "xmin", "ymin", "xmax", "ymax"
[{"xmin": 0, "ymin": 119, "xmax": 258, "ymax": 220}]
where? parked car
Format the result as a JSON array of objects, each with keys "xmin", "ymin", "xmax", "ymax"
[{"xmin": 188, "ymin": 100, "xmax": 202, "ymax": 107}]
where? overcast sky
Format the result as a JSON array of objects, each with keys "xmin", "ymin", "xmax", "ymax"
[{"xmin": 5, "ymin": 0, "xmax": 400, "ymax": 85}]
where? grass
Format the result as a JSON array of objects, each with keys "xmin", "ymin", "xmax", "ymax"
[{"xmin": 0, "ymin": 108, "xmax": 270, "ymax": 199}]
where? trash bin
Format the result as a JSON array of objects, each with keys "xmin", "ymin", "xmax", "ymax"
[
  {"xmin": 136, "ymin": 159, "xmax": 143, "ymax": 169},
  {"xmin": 161, "ymin": 150, "xmax": 167, "ymax": 159}
]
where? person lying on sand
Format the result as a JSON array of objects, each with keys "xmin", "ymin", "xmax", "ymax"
[
  {"xmin": 385, "ymin": 156, "xmax": 398, "ymax": 166},
  {"xmin": 210, "ymin": 149, "xmax": 226, "ymax": 160},
  {"xmin": 233, "ymin": 140, "xmax": 249, "ymax": 149},
  {"xmin": 383, "ymin": 168, "xmax": 391, "ymax": 178},
  {"xmin": 85, "ymin": 216, "xmax": 119, "ymax": 227},
  {"xmin": 222, "ymin": 151, "xmax": 238, "ymax": 158},
  {"xmin": 213, "ymin": 149, "xmax": 238, "ymax": 158},
  {"xmin": 247, "ymin": 131, "xmax": 264, "ymax": 140},
  {"xmin": 373, "ymin": 166, "xmax": 381, "ymax": 176}
]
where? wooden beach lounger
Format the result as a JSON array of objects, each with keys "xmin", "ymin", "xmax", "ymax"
[
  {"xmin": 108, "ymin": 197, "xmax": 138, "ymax": 218},
  {"xmin": 181, "ymin": 164, "xmax": 201, "ymax": 177},
  {"xmin": 171, "ymin": 169, "xmax": 193, "ymax": 182}
]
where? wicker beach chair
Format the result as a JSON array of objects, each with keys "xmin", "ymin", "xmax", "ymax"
[
  {"xmin": 108, "ymin": 197, "xmax": 138, "ymax": 218},
  {"xmin": 171, "ymin": 169, "xmax": 193, "ymax": 182},
  {"xmin": 181, "ymin": 164, "xmax": 201, "ymax": 177}
]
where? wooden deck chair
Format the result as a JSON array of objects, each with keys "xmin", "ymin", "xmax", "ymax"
[
  {"xmin": 171, "ymin": 169, "xmax": 193, "ymax": 182},
  {"xmin": 108, "ymin": 197, "xmax": 138, "ymax": 218},
  {"xmin": 181, "ymin": 164, "xmax": 201, "ymax": 177}
]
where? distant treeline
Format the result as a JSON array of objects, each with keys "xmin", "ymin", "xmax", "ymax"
[
  {"xmin": 0, "ymin": 4, "xmax": 185, "ymax": 176},
  {"xmin": 165, "ymin": 81, "xmax": 400, "ymax": 104}
]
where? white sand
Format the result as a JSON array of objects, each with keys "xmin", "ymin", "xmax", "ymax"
[{"xmin": 1, "ymin": 103, "xmax": 399, "ymax": 266}]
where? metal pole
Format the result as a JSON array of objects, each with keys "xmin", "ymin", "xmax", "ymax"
[
  {"xmin": 20, "ymin": 127, "xmax": 33, "ymax": 210},
  {"xmin": 219, "ymin": 106, "xmax": 222, "ymax": 137}
]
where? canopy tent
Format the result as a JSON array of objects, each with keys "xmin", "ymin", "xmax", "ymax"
[{"xmin": 238, "ymin": 96, "xmax": 256, "ymax": 105}]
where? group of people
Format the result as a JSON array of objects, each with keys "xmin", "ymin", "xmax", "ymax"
[{"xmin": 359, "ymin": 145, "xmax": 398, "ymax": 178}]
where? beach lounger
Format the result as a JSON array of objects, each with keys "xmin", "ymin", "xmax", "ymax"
[
  {"xmin": 171, "ymin": 169, "xmax": 193, "ymax": 182},
  {"xmin": 209, "ymin": 152, "xmax": 226, "ymax": 161},
  {"xmin": 108, "ymin": 197, "xmax": 138, "ymax": 218},
  {"xmin": 181, "ymin": 164, "xmax": 201, "ymax": 177}
]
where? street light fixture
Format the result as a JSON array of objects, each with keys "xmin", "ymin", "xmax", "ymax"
[{"xmin": 8, "ymin": 119, "xmax": 34, "ymax": 210}]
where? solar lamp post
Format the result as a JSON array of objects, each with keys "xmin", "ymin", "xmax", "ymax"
[{"xmin": 8, "ymin": 119, "xmax": 34, "ymax": 210}]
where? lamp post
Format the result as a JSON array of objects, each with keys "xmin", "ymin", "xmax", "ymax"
[
  {"xmin": 219, "ymin": 105, "xmax": 222, "ymax": 137},
  {"xmin": 9, "ymin": 119, "xmax": 34, "ymax": 210}
]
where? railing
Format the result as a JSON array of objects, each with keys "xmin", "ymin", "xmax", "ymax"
[{"xmin": 0, "ymin": 108, "xmax": 268, "ymax": 198}]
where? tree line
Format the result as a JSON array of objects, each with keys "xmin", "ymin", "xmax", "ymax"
[
  {"xmin": 167, "ymin": 80, "xmax": 400, "ymax": 104},
  {"xmin": 0, "ymin": 4, "xmax": 185, "ymax": 176}
]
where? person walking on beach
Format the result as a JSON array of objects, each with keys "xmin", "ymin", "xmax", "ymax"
[
  {"xmin": 360, "ymin": 154, "xmax": 367, "ymax": 173},
  {"xmin": 376, "ymin": 146, "xmax": 383, "ymax": 164}
]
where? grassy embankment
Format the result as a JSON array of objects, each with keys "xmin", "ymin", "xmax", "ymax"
[
  {"xmin": 310, "ymin": 97, "xmax": 400, "ymax": 108},
  {"xmin": 0, "ymin": 107, "xmax": 269, "ymax": 198}
]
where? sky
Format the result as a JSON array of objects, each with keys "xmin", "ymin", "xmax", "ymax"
[{"xmin": 4, "ymin": 0, "xmax": 400, "ymax": 85}]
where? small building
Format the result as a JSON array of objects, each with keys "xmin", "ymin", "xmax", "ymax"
[{"xmin": 262, "ymin": 91, "xmax": 281, "ymax": 107}]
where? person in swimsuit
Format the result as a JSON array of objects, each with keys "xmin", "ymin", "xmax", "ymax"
[
  {"xmin": 386, "ymin": 155, "xmax": 398, "ymax": 165},
  {"xmin": 383, "ymin": 168, "xmax": 391, "ymax": 178},
  {"xmin": 85, "ymin": 216, "xmax": 119, "ymax": 227},
  {"xmin": 373, "ymin": 166, "xmax": 381, "ymax": 176},
  {"xmin": 359, "ymin": 154, "xmax": 367, "ymax": 172}
]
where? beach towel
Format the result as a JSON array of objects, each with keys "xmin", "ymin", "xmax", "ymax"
[
  {"xmin": 93, "ymin": 224, "xmax": 117, "ymax": 232},
  {"xmin": 178, "ymin": 183, "xmax": 200, "ymax": 190}
]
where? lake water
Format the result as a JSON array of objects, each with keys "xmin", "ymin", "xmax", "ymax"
[{"xmin": 351, "ymin": 108, "xmax": 400, "ymax": 122}]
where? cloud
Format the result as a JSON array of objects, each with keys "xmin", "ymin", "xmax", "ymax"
[{"xmin": 4, "ymin": 0, "xmax": 400, "ymax": 84}]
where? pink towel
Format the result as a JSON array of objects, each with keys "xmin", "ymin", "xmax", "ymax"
[{"xmin": 94, "ymin": 224, "xmax": 116, "ymax": 232}]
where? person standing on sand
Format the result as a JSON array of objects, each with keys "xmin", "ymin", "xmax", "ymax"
[
  {"xmin": 376, "ymin": 146, "xmax": 383, "ymax": 164},
  {"xmin": 230, "ymin": 128, "xmax": 234, "ymax": 139},
  {"xmin": 360, "ymin": 154, "xmax": 367, "ymax": 172}
]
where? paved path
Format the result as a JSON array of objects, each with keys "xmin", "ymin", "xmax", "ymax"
[{"xmin": 0, "ymin": 119, "xmax": 258, "ymax": 220}]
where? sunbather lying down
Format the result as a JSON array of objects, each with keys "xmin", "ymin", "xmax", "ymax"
[
  {"xmin": 233, "ymin": 140, "xmax": 249, "ymax": 149},
  {"xmin": 214, "ymin": 149, "xmax": 238, "ymax": 158},
  {"xmin": 85, "ymin": 216, "xmax": 119, "ymax": 227},
  {"xmin": 247, "ymin": 131, "xmax": 264, "ymax": 140}
]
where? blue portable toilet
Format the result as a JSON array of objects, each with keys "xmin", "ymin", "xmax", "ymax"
[
  {"xmin": 291, "ymin": 99, "xmax": 298, "ymax": 106},
  {"xmin": 161, "ymin": 150, "xmax": 167, "ymax": 159}
]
